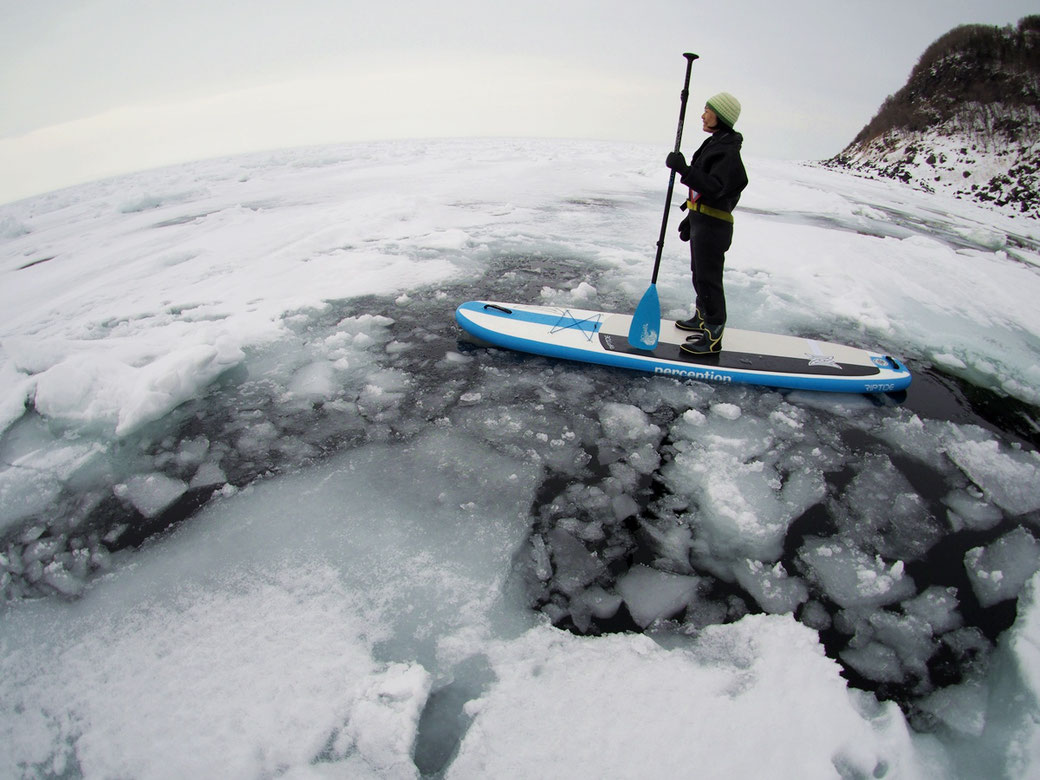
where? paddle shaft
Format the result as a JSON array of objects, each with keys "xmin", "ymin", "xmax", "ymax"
[{"xmin": 650, "ymin": 52, "xmax": 698, "ymax": 285}]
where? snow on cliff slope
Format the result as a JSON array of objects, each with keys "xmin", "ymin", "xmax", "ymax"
[{"xmin": 826, "ymin": 17, "xmax": 1040, "ymax": 219}]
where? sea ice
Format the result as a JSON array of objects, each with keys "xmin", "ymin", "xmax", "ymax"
[
  {"xmin": 453, "ymin": 398, "xmax": 590, "ymax": 476},
  {"xmin": 616, "ymin": 564, "xmax": 700, "ymax": 628},
  {"xmin": 448, "ymin": 617, "xmax": 939, "ymax": 778},
  {"xmin": 799, "ymin": 537, "xmax": 917, "ymax": 609},
  {"xmin": 113, "ymin": 472, "xmax": 189, "ymax": 518},
  {"xmin": 942, "ymin": 488, "xmax": 1005, "ymax": 532},
  {"xmin": 964, "ymin": 527, "xmax": 1040, "ymax": 608},
  {"xmin": 0, "ymin": 457, "xmax": 64, "ymax": 531},
  {"xmin": 734, "ymin": 558, "xmax": 810, "ymax": 614},
  {"xmin": 917, "ymin": 678, "xmax": 989, "ymax": 737},
  {"xmin": 287, "ymin": 360, "xmax": 339, "ymax": 401},
  {"xmin": 188, "ymin": 460, "xmax": 227, "ymax": 489},
  {"xmin": 660, "ymin": 398, "xmax": 827, "ymax": 563},
  {"xmin": 0, "ymin": 568, "xmax": 408, "ymax": 778},
  {"xmin": 334, "ymin": 663, "xmax": 433, "ymax": 778},
  {"xmin": 546, "ymin": 528, "xmax": 607, "ymax": 597},
  {"xmin": 841, "ymin": 641, "xmax": 906, "ymax": 684},
  {"xmin": 575, "ymin": 585, "xmax": 623, "ymax": 620},
  {"xmin": 31, "ymin": 353, "xmax": 134, "ymax": 433},
  {"xmin": 0, "ymin": 427, "xmax": 542, "ymax": 776},
  {"xmin": 596, "ymin": 401, "xmax": 661, "ymax": 444},
  {"xmin": 0, "ymin": 360, "xmax": 31, "ymax": 433},
  {"xmin": 841, "ymin": 608, "xmax": 938, "ymax": 683},
  {"xmin": 944, "ymin": 426, "xmax": 1040, "ymax": 516},
  {"xmin": 902, "ymin": 586, "xmax": 963, "ymax": 635},
  {"xmin": 948, "ymin": 572, "xmax": 1040, "ymax": 778},
  {"xmin": 0, "ymin": 415, "xmax": 107, "ymax": 532},
  {"xmin": 2, "ymin": 138, "xmax": 1040, "ymax": 778},
  {"xmin": 833, "ymin": 454, "xmax": 942, "ymax": 560}
]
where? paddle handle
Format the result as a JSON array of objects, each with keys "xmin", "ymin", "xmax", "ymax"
[{"xmin": 650, "ymin": 52, "xmax": 698, "ymax": 285}]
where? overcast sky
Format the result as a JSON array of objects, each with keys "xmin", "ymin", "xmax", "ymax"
[{"xmin": 1, "ymin": 0, "xmax": 1036, "ymax": 204}]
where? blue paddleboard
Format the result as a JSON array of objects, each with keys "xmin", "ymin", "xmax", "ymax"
[{"xmin": 455, "ymin": 301, "xmax": 911, "ymax": 394}]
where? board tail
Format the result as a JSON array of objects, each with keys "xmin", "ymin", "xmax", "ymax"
[{"xmin": 628, "ymin": 284, "xmax": 661, "ymax": 350}]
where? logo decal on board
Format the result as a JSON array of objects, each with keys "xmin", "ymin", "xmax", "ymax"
[
  {"xmin": 638, "ymin": 324, "xmax": 658, "ymax": 347},
  {"xmin": 805, "ymin": 353, "xmax": 840, "ymax": 368}
]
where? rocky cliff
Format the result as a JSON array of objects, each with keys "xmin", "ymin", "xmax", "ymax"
[{"xmin": 825, "ymin": 16, "xmax": 1040, "ymax": 219}]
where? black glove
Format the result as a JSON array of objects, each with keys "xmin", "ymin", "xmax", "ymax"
[
  {"xmin": 666, "ymin": 151, "xmax": 688, "ymax": 174},
  {"xmin": 678, "ymin": 215, "xmax": 691, "ymax": 242}
]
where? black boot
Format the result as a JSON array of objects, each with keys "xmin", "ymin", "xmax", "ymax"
[
  {"xmin": 680, "ymin": 323, "xmax": 724, "ymax": 355},
  {"xmin": 675, "ymin": 309, "xmax": 705, "ymax": 331}
]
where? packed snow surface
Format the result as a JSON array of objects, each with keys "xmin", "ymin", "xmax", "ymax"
[{"xmin": 2, "ymin": 139, "xmax": 1040, "ymax": 778}]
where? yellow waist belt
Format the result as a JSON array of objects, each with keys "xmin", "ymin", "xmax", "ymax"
[{"xmin": 686, "ymin": 200, "xmax": 734, "ymax": 223}]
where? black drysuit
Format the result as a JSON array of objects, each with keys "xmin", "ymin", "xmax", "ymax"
[{"xmin": 677, "ymin": 128, "xmax": 748, "ymax": 326}]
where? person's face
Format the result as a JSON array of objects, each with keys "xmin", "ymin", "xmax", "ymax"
[{"xmin": 702, "ymin": 106, "xmax": 719, "ymax": 133}]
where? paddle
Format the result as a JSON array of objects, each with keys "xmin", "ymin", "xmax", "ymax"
[{"xmin": 628, "ymin": 52, "xmax": 699, "ymax": 350}]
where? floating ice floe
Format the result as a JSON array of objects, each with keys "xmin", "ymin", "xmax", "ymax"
[
  {"xmin": 965, "ymin": 527, "xmax": 1040, "ymax": 608},
  {"xmin": 799, "ymin": 538, "xmax": 916, "ymax": 609}
]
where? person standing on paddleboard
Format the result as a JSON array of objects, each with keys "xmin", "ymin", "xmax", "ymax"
[{"xmin": 665, "ymin": 92, "xmax": 748, "ymax": 355}]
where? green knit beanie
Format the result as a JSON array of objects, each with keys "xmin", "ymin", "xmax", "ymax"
[{"xmin": 706, "ymin": 92, "xmax": 741, "ymax": 129}]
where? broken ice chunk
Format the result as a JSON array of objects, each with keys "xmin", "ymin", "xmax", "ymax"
[
  {"xmin": 611, "ymin": 494, "xmax": 639, "ymax": 522},
  {"xmin": 530, "ymin": 535, "xmax": 552, "ymax": 582},
  {"xmin": 288, "ymin": 360, "xmax": 338, "ymax": 401},
  {"xmin": 189, "ymin": 461, "xmax": 227, "ymax": 489},
  {"xmin": 964, "ymin": 527, "xmax": 1040, "ymax": 608},
  {"xmin": 840, "ymin": 641, "xmax": 904, "ymax": 683},
  {"xmin": 942, "ymin": 488, "xmax": 1003, "ymax": 532},
  {"xmin": 710, "ymin": 403, "xmax": 741, "ymax": 421},
  {"xmin": 660, "ymin": 405, "xmax": 825, "ymax": 562},
  {"xmin": 577, "ymin": 586, "xmax": 623, "ymax": 620},
  {"xmin": 42, "ymin": 560, "xmax": 86, "ymax": 597},
  {"xmin": 902, "ymin": 586, "xmax": 963, "ymax": 634},
  {"xmin": 0, "ymin": 426, "xmax": 103, "ymax": 531},
  {"xmin": 597, "ymin": 402, "xmax": 662, "ymax": 444},
  {"xmin": 917, "ymin": 678, "xmax": 989, "ymax": 737},
  {"xmin": 799, "ymin": 538, "xmax": 916, "ymax": 609},
  {"xmin": 858, "ymin": 610, "xmax": 937, "ymax": 680},
  {"xmin": 733, "ymin": 559, "xmax": 809, "ymax": 614},
  {"xmin": 547, "ymin": 529, "xmax": 606, "ymax": 596},
  {"xmin": 832, "ymin": 455, "xmax": 941, "ymax": 561},
  {"xmin": 616, "ymin": 564, "xmax": 700, "ymax": 628},
  {"xmin": 340, "ymin": 663, "xmax": 432, "ymax": 775},
  {"xmin": 570, "ymin": 585, "xmax": 624, "ymax": 631},
  {"xmin": 945, "ymin": 430, "xmax": 1040, "ymax": 516},
  {"xmin": 113, "ymin": 472, "xmax": 189, "ymax": 518},
  {"xmin": 799, "ymin": 600, "xmax": 832, "ymax": 631}
]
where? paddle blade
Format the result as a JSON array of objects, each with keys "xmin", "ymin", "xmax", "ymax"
[{"xmin": 628, "ymin": 284, "xmax": 661, "ymax": 350}]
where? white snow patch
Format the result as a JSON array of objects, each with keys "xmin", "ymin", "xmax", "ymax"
[{"xmin": 449, "ymin": 618, "xmax": 939, "ymax": 778}]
